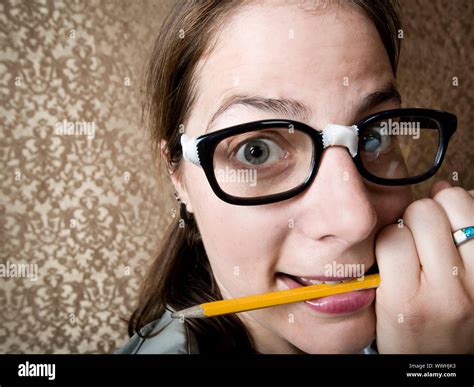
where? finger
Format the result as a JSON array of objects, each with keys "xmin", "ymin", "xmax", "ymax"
[
  {"xmin": 431, "ymin": 186, "xmax": 474, "ymax": 276},
  {"xmin": 429, "ymin": 180, "xmax": 452, "ymax": 198},
  {"xmin": 402, "ymin": 198, "xmax": 463, "ymax": 287},
  {"xmin": 375, "ymin": 224, "xmax": 420, "ymax": 298}
]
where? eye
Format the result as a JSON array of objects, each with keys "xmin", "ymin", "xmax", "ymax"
[
  {"xmin": 235, "ymin": 138, "xmax": 285, "ymax": 166},
  {"xmin": 362, "ymin": 126, "xmax": 391, "ymax": 153}
]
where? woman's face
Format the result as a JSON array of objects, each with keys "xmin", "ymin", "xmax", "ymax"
[{"xmin": 175, "ymin": 2, "xmax": 412, "ymax": 353}]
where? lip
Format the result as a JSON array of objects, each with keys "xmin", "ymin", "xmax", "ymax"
[
  {"xmin": 293, "ymin": 275, "xmax": 355, "ymax": 282},
  {"xmin": 278, "ymin": 273, "xmax": 376, "ymax": 315},
  {"xmin": 286, "ymin": 262, "xmax": 379, "ymax": 283},
  {"xmin": 289, "ymin": 274, "xmax": 356, "ymax": 285}
]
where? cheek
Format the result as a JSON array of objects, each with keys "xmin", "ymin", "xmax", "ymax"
[
  {"xmin": 369, "ymin": 184, "xmax": 413, "ymax": 226},
  {"xmin": 186, "ymin": 168, "xmax": 288, "ymax": 298}
]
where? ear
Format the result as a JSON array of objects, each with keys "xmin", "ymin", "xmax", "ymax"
[{"xmin": 160, "ymin": 139, "xmax": 194, "ymax": 213}]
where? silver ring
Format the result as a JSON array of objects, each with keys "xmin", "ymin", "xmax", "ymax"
[{"xmin": 453, "ymin": 226, "xmax": 474, "ymax": 247}]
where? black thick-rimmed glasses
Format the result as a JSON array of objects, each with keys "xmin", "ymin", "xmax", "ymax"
[{"xmin": 180, "ymin": 108, "xmax": 457, "ymax": 205}]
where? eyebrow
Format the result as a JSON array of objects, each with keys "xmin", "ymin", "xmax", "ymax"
[
  {"xmin": 205, "ymin": 83, "xmax": 401, "ymax": 132},
  {"xmin": 206, "ymin": 95, "xmax": 311, "ymax": 133},
  {"xmin": 357, "ymin": 84, "xmax": 402, "ymax": 116}
]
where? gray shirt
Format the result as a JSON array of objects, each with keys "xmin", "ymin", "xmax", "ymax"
[
  {"xmin": 116, "ymin": 309, "xmax": 378, "ymax": 354},
  {"xmin": 116, "ymin": 309, "xmax": 199, "ymax": 354}
]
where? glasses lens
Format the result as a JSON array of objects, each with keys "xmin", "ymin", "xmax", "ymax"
[
  {"xmin": 213, "ymin": 127, "xmax": 314, "ymax": 198},
  {"xmin": 359, "ymin": 115, "xmax": 440, "ymax": 180}
]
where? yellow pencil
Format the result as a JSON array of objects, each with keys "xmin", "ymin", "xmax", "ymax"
[{"xmin": 171, "ymin": 273, "xmax": 380, "ymax": 318}]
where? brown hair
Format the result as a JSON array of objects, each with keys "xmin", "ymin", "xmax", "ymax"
[{"xmin": 128, "ymin": 0, "xmax": 402, "ymax": 353}]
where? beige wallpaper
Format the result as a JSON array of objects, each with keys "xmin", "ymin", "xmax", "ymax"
[{"xmin": 0, "ymin": 0, "xmax": 472, "ymax": 353}]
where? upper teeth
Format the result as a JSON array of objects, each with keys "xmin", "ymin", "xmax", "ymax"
[{"xmin": 300, "ymin": 277, "xmax": 355, "ymax": 285}]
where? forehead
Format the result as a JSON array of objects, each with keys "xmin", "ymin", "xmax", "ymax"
[{"xmin": 190, "ymin": 2, "xmax": 394, "ymax": 134}]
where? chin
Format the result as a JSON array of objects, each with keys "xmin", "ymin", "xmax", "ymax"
[{"xmin": 283, "ymin": 304, "xmax": 376, "ymax": 354}]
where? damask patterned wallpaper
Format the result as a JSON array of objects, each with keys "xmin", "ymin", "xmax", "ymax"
[
  {"xmin": 0, "ymin": 0, "xmax": 175, "ymax": 353},
  {"xmin": 0, "ymin": 0, "xmax": 472, "ymax": 353}
]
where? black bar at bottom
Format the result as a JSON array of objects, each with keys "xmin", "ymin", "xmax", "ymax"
[{"xmin": 0, "ymin": 354, "xmax": 472, "ymax": 385}]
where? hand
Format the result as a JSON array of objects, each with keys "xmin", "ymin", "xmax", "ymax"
[{"xmin": 374, "ymin": 181, "xmax": 474, "ymax": 353}]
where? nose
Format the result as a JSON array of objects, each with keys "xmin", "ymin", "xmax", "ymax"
[{"xmin": 294, "ymin": 146, "xmax": 377, "ymax": 244}]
